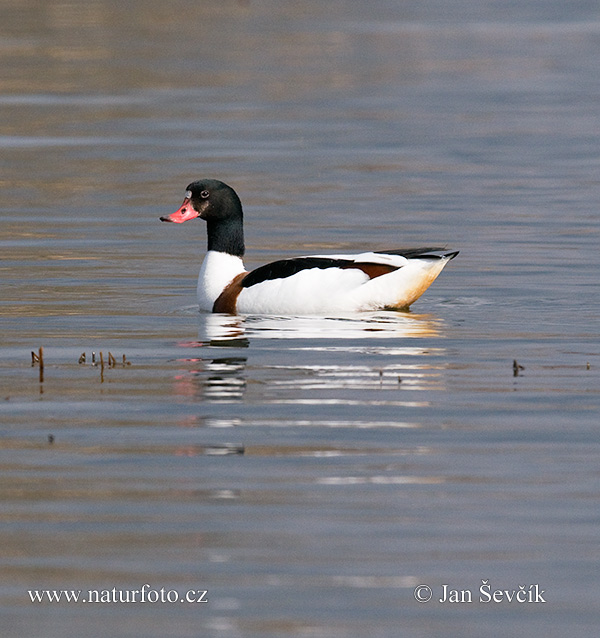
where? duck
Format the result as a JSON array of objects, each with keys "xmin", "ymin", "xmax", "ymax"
[{"xmin": 160, "ymin": 179, "xmax": 458, "ymax": 315}]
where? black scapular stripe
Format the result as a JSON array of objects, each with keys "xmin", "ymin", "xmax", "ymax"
[{"xmin": 241, "ymin": 257, "xmax": 353, "ymax": 288}]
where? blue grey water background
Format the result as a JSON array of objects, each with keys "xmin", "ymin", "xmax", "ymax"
[{"xmin": 1, "ymin": 1, "xmax": 600, "ymax": 636}]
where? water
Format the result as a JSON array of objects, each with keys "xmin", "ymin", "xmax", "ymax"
[{"xmin": 1, "ymin": 1, "xmax": 600, "ymax": 636}]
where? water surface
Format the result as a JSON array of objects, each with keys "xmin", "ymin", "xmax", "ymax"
[{"xmin": 1, "ymin": 1, "xmax": 600, "ymax": 637}]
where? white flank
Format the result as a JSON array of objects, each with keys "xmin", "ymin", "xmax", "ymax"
[{"xmin": 236, "ymin": 267, "xmax": 369, "ymax": 314}]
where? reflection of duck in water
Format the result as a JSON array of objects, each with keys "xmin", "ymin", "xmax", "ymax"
[
  {"xmin": 199, "ymin": 311, "xmax": 444, "ymax": 343},
  {"xmin": 161, "ymin": 179, "xmax": 458, "ymax": 315}
]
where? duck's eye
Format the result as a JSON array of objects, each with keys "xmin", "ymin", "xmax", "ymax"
[{"xmin": 200, "ymin": 190, "xmax": 210, "ymax": 199}]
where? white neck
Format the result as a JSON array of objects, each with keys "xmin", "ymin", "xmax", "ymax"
[{"xmin": 197, "ymin": 250, "xmax": 246, "ymax": 311}]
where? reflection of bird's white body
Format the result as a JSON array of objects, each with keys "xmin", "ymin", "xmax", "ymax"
[
  {"xmin": 199, "ymin": 310, "xmax": 444, "ymax": 344},
  {"xmin": 161, "ymin": 179, "xmax": 458, "ymax": 315}
]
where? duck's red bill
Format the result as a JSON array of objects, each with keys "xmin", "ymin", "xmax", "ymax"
[{"xmin": 160, "ymin": 198, "xmax": 199, "ymax": 223}]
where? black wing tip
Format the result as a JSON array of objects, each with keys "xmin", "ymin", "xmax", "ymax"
[
  {"xmin": 376, "ymin": 247, "xmax": 459, "ymax": 260},
  {"xmin": 375, "ymin": 247, "xmax": 443, "ymax": 256}
]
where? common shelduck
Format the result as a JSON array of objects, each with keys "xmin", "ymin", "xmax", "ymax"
[{"xmin": 160, "ymin": 179, "xmax": 458, "ymax": 315}]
